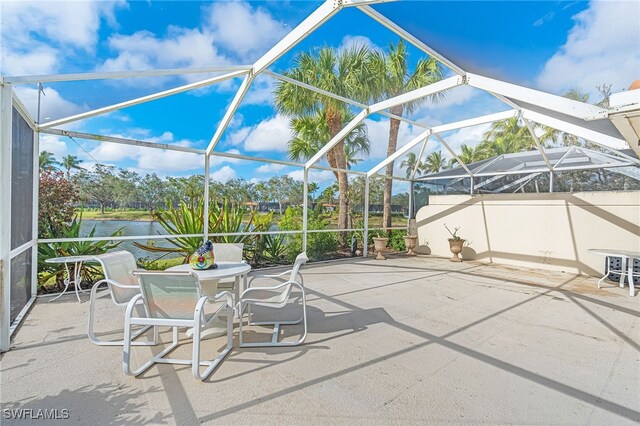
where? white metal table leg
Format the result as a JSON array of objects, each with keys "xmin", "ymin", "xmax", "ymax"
[
  {"xmin": 233, "ymin": 275, "xmax": 240, "ymax": 317},
  {"xmin": 628, "ymin": 257, "xmax": 635, "ymax": 297},
  {"xmin": 73, "ymin": 261, "xmax": 83, "ymax": 302},
  {"xmin": 49, "ymin": 262, "xmax": 72, "ymax": 302},
  {"xmin": 619, "ymin": 256, "xmax": 626, "ymax": 288}
]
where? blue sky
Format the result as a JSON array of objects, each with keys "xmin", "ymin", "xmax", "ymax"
[{"xmin": 2, "ymin": 0, "xmax": 639, "ymax": 191}]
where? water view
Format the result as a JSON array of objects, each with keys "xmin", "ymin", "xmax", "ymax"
[{"xmin": 80, "ymin": 220, "xmax": 173, "ymax": 260}]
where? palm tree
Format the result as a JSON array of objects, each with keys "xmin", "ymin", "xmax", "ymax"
[
  {"xmin": 275, "ymin": 46, "xmax": 372, "ymax": 245},
  {"xmin": 451, "ymin": 144, "xmax": 482, "ymax": 166},
  {"xmin": 307, "ymin": 182, "xmax": 319, "ymax": 203},
  {"xmin": 400, "ymin": 152, "xmax": 424, "ymax": 178},
  {"xmin": 39, "ymin": 151, "xmax": 59, "ymax": 172},
  {"xmin": 368, "ymin": 41, "xmax": 444, "ymax": 230},
  {"xmin": 424, "ymin": 150, "xmax": 445, "ymax": 174},
  {"xmin": 483, "ymin": 117, "xmax": 532, "ymax": 145},
  {"xmin": 60, "ymin": 155, "xmax": 84, "ymax": 179}
]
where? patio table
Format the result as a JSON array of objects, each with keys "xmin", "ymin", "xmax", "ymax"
[
  {"xmin": 167, "ymin": 262, "xmax": 251, "ymax": 339},
  {"xmin": 588, "ymin": 249, "xmax": 640, "ymax": 297},
  {"xmin": 45, "ymin": 255, "xmax": 97, "ymax": 302},
  {"xmin": 166, "ymin": 261, "xmax": 251, "ymax": 315}
]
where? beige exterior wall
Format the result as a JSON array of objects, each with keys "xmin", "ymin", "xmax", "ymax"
[{"xmin": 415, "ymin": 191, "xmax": 640, "ymax": 276}]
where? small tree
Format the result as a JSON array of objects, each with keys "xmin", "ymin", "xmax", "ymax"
[{"xmin": 39, "ymin": 171, "xmax": 79, "ymax": 237}]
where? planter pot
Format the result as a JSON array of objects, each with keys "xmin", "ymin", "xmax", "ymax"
[
  {"xmin": 448, "ymin": 239, "xmax": 465, "ymax": 262},
  {"xmin": 373, "ymin": 237, "xmax": 389, "ymax": 260},
  {"xmin": 403, "ymin": 235, "xmax": 418, "ymax": 256}
]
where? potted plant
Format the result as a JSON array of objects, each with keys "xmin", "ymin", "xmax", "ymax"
[
  {"xmin": 372, "ymin": 232, "xmax": 389, "ymax": 260},
  {"xmin": 403, "ymin": 234, "xmax": 418, "ymax": 256},
  {"xmin": 444, "ymin": 224, "xmax": 465, "ymax": 262}
]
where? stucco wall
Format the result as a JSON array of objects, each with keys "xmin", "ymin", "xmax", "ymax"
[{"xmin": 415, "ymin": 191, "xmax": 640, "ymax": 276}]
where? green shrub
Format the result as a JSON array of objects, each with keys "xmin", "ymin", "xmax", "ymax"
[
  {"xmin": 278, "ymin": 207, "xmax": 338, "ymax": 262},
  {"xmin": 388, "ymin": 230, "xmax": 406, "ymax": 252}
]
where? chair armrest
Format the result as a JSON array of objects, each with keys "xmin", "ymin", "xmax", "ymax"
[
  {"xmin": 248, "ymin": 270, "xmax": 291, "ymax": 286},
  {"xmin": 240, "ymin": 280, "xmax": 297, "ymax": 298},
  {"xmin": 94, "ymin": 278, "xmax": 139, "ymax": 291},
  {"xmin": 208, "ymin": 290, "xmax": 233, "ymax": 307}
]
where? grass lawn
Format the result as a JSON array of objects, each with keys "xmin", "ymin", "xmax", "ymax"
[
  {"xmin": 81, "ymin": 210, "xmax": 153, "ymax": 221},
  {"xmin": 78, "ymin": 209, "xmax": 409, "ymax": 228}
]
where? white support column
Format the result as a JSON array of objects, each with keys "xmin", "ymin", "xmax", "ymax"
[
  {"xmin": 253, "ymin": 0, "xmax": 340, "ymax": 74},
  {"xmin": 368, "ymin": 76, "xmax": 462, "ymax": 114},
  {"xmin": 522, "ymin": 117, "xmax": 552, "ymax": 170},
  {"xmin": 363, "ymin": 175, "xmax": 370, "ymax": 258},
  {"xmin": 40, "ymin": 70, "xmax": 248, "ymax": 130},
  {"xmin": 1, "ymin": 83, "xmax": 13, "ymax": 353},
  {"xmin": 522, "ymin": 109, "xmax": 627, "ymax": 148},
  {"xmin": 470, "ymin": 177, "xmax": 474, "ymax": 196},
  {"xmin": 408, "ymin": 180, "xmax": 414, "ymax": 220},
  {"xmin": 206, "ymin": 74, "xmax": 253, "ymax": 155},
  {"xmin": 466, "ymin": 73, "xmax": 608, "ymax": 120},
  {"xmin": 411, "ymin": 138, "xmax": 428, "ymax": 179},
  {"xmin": 203, "ymin": 155, "xmax": 210, "ymax": 241},
  {"xmin": 31, "ymin": 129, "xmax": 39, "ymax": 298},
  {"xmin": 302, "ymin": 168, "xmax": 309, "ymax": 252},
  {"xmin": 549, "ymin": 171, "xmax": 554, "ymax": 193}
]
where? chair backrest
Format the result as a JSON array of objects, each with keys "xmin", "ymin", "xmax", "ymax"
[
  {"xmin": 212, "ymin": 243, "xmax": 244, "ymax": 262},
  {"xmin": 289, "ymin": 252, "xmax": 308, "ymax": 282},
  {"xmin": 134, "ymin": 271, "xmax": 201, "ymax": 320},
  {"xmin": 95, "ymin": 251, "xmax": 139, "ymax": 305}
]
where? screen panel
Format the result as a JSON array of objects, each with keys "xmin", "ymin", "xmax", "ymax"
[{"xmin": 11, "ymin": 107, "xmax": 34, "ymax": 249}]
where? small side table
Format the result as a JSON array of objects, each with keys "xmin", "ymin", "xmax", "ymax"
[
  {"xmin": 588, "ymin": 249, "xmax": 640, "ymax": 297},
  {"xmin": 45, "ymin": 255, "xmax": 97, "ymax": 302}
]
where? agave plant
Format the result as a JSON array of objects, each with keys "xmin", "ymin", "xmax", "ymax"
[
  {"xmin": 134, "ymin": 199, "xmax": 273, "ymax": 262},
  {"xmin": 38, "ymin": 214, "xmax": 123, "ymax": 289}
]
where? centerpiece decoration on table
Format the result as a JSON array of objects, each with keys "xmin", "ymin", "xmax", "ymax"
[{"xmin": 188, "ymin": 240, "xmax": 217, "ymax": 270}]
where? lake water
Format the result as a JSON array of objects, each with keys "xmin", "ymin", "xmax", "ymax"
[{"xmin": 80, "ymin": 220, "xmax": 173, "ymax": 260}]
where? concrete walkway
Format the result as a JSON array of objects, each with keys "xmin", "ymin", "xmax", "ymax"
[{"xmin": 2, "ymin": 256, "xmax": 639, "ymax": 425}]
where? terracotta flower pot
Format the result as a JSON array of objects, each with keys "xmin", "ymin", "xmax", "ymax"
[
  {"xmin": 373, "ymin": 237, "xmax": 389, "ymax": 260},
  {"xmin": 448, "ymin": 239, "xmax": 465, "ymax": 262},
  {"xmin": 403, "ymin": 235, "xmax": 418, "ymax": 256}
]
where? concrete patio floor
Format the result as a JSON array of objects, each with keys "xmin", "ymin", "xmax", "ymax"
[{"xmin": 2, "ymin": 256, "xmax": 639, "ymax": 425}]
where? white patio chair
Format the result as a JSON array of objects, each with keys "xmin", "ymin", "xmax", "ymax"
[
  {"xmin": 123, "ymin": 270, "xmax": 233, "ymax": 381},
  {"xmin": 237, "ymin": 252, "xmax": 308, "ymax": 347},
  {"xmin": 248, "ymin": 251, "xmax": 305, "ymax": 288},
  {"xmin": 88, "ymin": 251, "xmax": 157, "ymax": 347},
  {"xmin": 211, "ymin": 242, "xmax": 245, "ymax": 294}
]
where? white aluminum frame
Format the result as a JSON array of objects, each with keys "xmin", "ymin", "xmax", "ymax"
[{"xmin": 1, "ymin": 0, "xmax": 635, "ymax": 350}]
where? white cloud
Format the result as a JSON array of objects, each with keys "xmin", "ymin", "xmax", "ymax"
[
  {"xmin": 537, "ymin": 1, "xmax": 640, "ymax": 96},
  {"xmin": 99, "ymin": 28, "xmax": 233, "ymax": 86},
  {"xmin": 243, "ymin": 115, "xmax": 292, "ymax": 152},
  {"xmin": 339, "ymin": 35, "xmax": 380, "ymax": 53},
  {"xmin": 443, "ymin": 123, "xmax": 492, "ymax": 153},
  {"xmin": 1, "ymin": 1, "xmax": 125, "ymax": 75},
  {"xmin": 39, "ymin": 134, "xmax": 68, "ymax": 159},
  {"xmin": 288, "ymin": 169, "xmax": 334, "ymax": 183},
  {"xmin": 210, "ymin": 165, "xmax": 237, "ymax": 182},
  {"xmin": 226, "ymin": 127, "xmax": 252, "ymax": 147},
  {"xmin": 364, "ymin": 117, "xmax": 426, "ymax": 160},
  {"xmin": 14, "ymin": 86, "xmax": 88, "ymax": 123},
  {"xmin": 423, "ymin": 85, "xmax": 482, "ymax": 110},
  {"xmin": 87, "ymin": 131, "xmax": 207, "ymax": 174},
  {"xmin": 256, "ymin": 163, "xmax": 286, "ymax": 174},
  {"xmin": 244, "ymin": 77, "xmax": 276, "ymax": 106},
  {"xmin": 97, "ymin": 1, "xmax": 287, "ymax": 85},
  {"xmin": 204, "ymin": 1, "xmax": 287, "ymax": 62}
]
